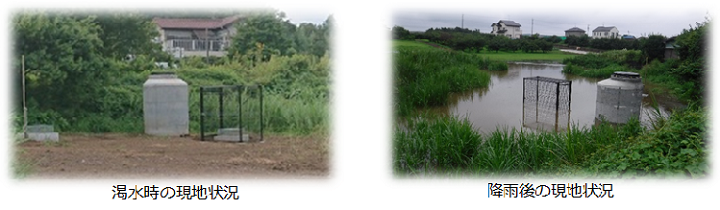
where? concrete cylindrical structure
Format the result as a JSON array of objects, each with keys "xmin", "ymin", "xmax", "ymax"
[
  {"xmin": 595, "ymin": 71, "xmax": 644, "ymax": 124},
  {"xmin": 143, "ymin": 72, "xmax": 189, "ymax": 136}
]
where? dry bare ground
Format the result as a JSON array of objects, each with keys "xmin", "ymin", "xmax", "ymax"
[{"xmin": 14, "ymin": 133, "xmax": 329, "ymax": 179}]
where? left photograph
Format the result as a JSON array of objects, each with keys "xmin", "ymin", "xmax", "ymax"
[{"xmin": 11, "ymin": 9, "xmax": 332, "ymax": 178}]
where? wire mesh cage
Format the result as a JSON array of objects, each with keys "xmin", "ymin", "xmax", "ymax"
[
  {"xmin": 522, "ymin": 76, "xmax": 572, "ymax": 132},
  {"xmin": 199, "ymin": 85, "xmax": 263, "ymax": 142}
]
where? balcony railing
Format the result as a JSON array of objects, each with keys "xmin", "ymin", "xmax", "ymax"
[{"xmin": 166, "ymin": 39, "xmax": 228, "ymax": 52}]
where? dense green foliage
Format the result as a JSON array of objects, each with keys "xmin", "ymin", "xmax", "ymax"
[
  {"xmin": 585, "ymin": 105, "xmax": 706, "ymax": 178},
  {"xmin": 565, "ymin": 34, "xmax": 591, "ymax": 47},
  {"xmin": 562, "ymin": 49, "xmax": 643, "ymax": 78},
  {"xmin": 640, "ymin": 35, "xmax": 667, "ymax": 62},
  {"xmin": 410, "ymin": 27, "xmax": 556, "ymax": 54},
  {"xmin": 13, "ymin": 11, "xmax": 330, "ymax": 135},
  {"xmin": 228, "ymin": 11, "xmax": 331, "ymax": 59},
  {"xmin": 393, "ymin": 47, "xmax": 493, "ymax": 117},
  {"xmin": 566, "ymin": 35, "xmax": 640, "ymax": 51},
  {"xmin": 392, "ymin": 25, "xmax": 412, "ymax": 40},
  {"xmin": 394, "ymin": 106, "xmax": 707, "ymax": 177}
]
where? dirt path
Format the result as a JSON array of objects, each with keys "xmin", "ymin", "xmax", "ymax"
[{"xmin": 14, "ymin": 133, "xmax": 329, "ymax": 179}]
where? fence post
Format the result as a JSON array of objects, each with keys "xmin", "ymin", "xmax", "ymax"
[
  {"xmin": 219, "ymin": 87, "xmax": 224, "ymax": 129},
  {"xmin": 200, "ymin": 87, "xmax": 205, "ymax": 141},
  {"xmin": 239, "ymin": 85, "xmax": 243, "ymax": 141}
]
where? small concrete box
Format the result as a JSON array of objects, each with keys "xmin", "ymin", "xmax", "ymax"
[
  {"xmin": 595, "ymin": 71, "xmax": 644, "ymax": 124},
  {"xmin": 25, "ymin": 124, "xmax": 59, "ymax": 141},
  {"xmin": 214, "ymin": 128, "xmax": 250, "ymax": 142},
  {"xmin": 143, "ymin": 72, "xmax": 189, "ymax": 136}
]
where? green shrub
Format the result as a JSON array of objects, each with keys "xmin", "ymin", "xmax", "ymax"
[{"xmin": 394, "ymin": 47, "xmax": 492, "ymax": 117}]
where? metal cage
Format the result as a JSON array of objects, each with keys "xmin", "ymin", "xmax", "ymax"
[
  {"xmin": 199, "ymin": 85, "xmax": 263, "ymax": 142},
  {"xmin": 522, "ymin": 76, "xmax": 572, "ymax": 132}
]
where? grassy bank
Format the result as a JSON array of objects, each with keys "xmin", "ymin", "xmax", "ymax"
[
  {"xmin": 561, "ymin": 49, "xmax": 643, "ymax": 78},
  {"xmin": 394, "ymin": 105, "xmax": 707, "ymax": 178},
  {"xmin": 394, "ymin": 46, "xmax": 497, "ymax": 117},
  {"xmin": 477, "ymin": 50, "xmax": 577, "ymax": 62},
  {"xmin": 394, "ymin": 40, "xmax": 577, "ymax": 62}
]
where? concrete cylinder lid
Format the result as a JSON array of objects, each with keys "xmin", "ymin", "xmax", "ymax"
[
  {"xmin": 611, "ymin": 71, "xmax": 641, "ymax": 82},
  {"xmin": 149, "ymin": 71, "xmax": 178, "ymax": 79}
]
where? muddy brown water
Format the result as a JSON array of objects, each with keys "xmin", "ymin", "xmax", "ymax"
[{"xmin": 419, "ymin": 62, "xmax": 684, "ymax": 134}]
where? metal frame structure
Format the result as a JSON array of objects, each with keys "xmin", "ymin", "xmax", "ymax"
[
  {"xmin": 522, "ymin": 76, "xmax": 572, "ymax": 132},
  {"xmin": 199, "ymin": 85, "xmax": 263, "ymax": 142}
]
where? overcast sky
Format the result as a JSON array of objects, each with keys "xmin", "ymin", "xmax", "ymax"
[
  {"xmin": 394, "ymin": 7, "xmax": 709, "ymax": 37},
  {"xmin": 275, "ymin": 7, "xmax": 332, "ymax": 24}
]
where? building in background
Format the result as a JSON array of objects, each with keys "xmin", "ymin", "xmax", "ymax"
[
  {"xmin": 565, "ymin": 27, "xmax": 586, "ymax": 37},
  {"xmin": 491, "ymin": 20, "xmax": 522, "ymax": 39},
  {"xmin": 592, "ymin": 26, "xmax": 620, "ymax": 39},
  {"xmin": 153, "ymin": 16, "xmax": 242, "ymax": 58}
]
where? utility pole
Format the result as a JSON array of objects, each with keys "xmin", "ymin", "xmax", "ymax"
[
  {"xmin": 205, "ymin": 27, "xmax": 210, "ymax": 64},
  {"xmin": 21, "ymin": 55, "xmax": 27, "ymax": 138},
  {"xmin": 462, "ymin": 14, "xmax": 464, "ymax": 29},
  {"xmin": 531, "ymin": 19, "xmax": 533, "ymax": 35}
]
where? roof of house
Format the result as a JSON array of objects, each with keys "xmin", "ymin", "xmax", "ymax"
[
  {"xmin": 565, "ymin": 27, "xmax": 585, "ymax": 32},
  {"xmin": 153, "ymin": 16, "xmax": 241, "ymax": 30},
  {"xmin": 493, "ymin": 20, "xmax": 521, "ymax": 27},
  {"xmin": 665, "ymin": 36, "xmax": 677, "ymax": 48},
  {"xmin": 593, "ymin": 26, "xmax": 617, "ymax": 32},
  {"xmin": 622, "ymin": 34, "xmax": 636, "ymax": 39}
]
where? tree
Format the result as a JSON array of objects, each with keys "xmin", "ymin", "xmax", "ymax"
[
  {"xmin": 92, "ymin": 13, "xmax": 165, "ymax": 61},
  {"xmin": 487, "ymin": 38, "xmax": 502, "ymax": 52},
  {"xmin": 392, "ymin": 25, "xmax": 411, "ymax": 40},
  {"xmin": 538, "ymin": 40, "xmax": 553, "ymax": 53},
  {"xmin": 566, "ymin": 34, "xmax": 590, "ymax": 47},
  {"xmin": 640, "ymin": 35, "xmax": 666, "ymax": 62},
  {"xmin": 672, "ymin": 20, "xmax": 708, "ymax": 100},
  {"xmin": 14, "ymin": 12, "xmax": 112, "ymax": 116},
  {"xmin": 228, "ymin": 11, "xmax": 296, "ymax": 59}
]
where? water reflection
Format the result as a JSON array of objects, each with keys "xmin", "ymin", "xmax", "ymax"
[{"xmin": 421, "ymin": 62, "xmax": 681, "ymax": 134}]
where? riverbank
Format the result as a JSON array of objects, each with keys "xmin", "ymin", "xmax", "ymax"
[{"xmin": 393, "ymin": 48, "xmax": 707, "ymax": 178}]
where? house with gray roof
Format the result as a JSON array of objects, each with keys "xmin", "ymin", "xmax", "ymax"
[
  {"xmin": 565, "ymin": 27, "xmax": 586, "ymax": 37},
  {"xmin": 592, "ymin": 26, "xmax": 620, "ymax": 39},
  {"xmin": 153, "ymin": 16, "xmax": 243, "ymax": 57},
  {"xmin": 491, "ymin": 20, "xmax": 522, "ymax": 39}
]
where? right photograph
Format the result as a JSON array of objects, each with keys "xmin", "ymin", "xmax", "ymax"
[{"xmin": 392, "ymin": 9, "xmax": 709, "ymax": 178}]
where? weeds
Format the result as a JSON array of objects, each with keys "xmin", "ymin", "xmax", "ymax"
[
  {"xmin": 394, "ymin": 47, "xmax": 492, "ymax": 117},
  {"xmin": 393, "ymin": 108, "xmax": 706, "ymax": 178}
]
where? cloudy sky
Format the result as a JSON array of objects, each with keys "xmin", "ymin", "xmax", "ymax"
[
  {"xmin": 276, "ymin": 7, "xmax": 332, "ymax": 24},
  {"xmin": 394, "ymin": 7, "xmax": 709, "ymax": 37}
]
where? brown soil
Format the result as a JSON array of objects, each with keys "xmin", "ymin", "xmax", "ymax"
[{"xmin": 14, "ymin": 133, "xmax": 329, "ymax": 179}]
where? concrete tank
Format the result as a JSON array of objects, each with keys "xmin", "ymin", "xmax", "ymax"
[
  {"xmin": 143, "ymin": 72, "xmax": 189, "ymax": 136},
  {"xmin": 595, "ymin": 71, "xmax": 643, "ymax": 124}
]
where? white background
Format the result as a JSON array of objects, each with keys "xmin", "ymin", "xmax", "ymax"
[{"xmin": 1, "ymin": 0, "xmax": 717, "ymax": 209}]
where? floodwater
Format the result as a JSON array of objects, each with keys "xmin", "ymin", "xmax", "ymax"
[{"xmin": 420, "ymin": 62, "xmax": 684, "ymax": 134}]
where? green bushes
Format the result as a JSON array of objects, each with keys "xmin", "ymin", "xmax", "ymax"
[
  {"xmin": 562, "ymin": 50, "xmax": 642, "ymax": 78},
  {"xmin": 394, "ymin": 47, "xmax": 491, "ymax": 117},
  {"xmin": 18, "ymin": 53, "xmax": 330, "ymax": 135},
  {"xmin": 585, "ymin": 106, "xmax": 707, "ymax": 178}
]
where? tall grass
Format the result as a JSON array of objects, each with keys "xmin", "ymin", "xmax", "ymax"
[
  {"xmin": 394, "ymin": 47, "xmax": 492, "ymax": 117},
  {"xmin": 393, "ymin": 114, "xmax": 654, "ymax": 176},
  {"xmin": 562, "ymin": 49, "xmax": 642, "ymax": 78}
]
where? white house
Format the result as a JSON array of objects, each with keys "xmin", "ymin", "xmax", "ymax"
[
  {"xmin": 592, "ymin": 26, "xmax": 620, "ymax": 39},
  {"xmin": 153, "ymin": 16, "xmax": 242, "ymax": 57},
  {"xmin": 491, "ymin": 20, "xmax": 522, "ymax": 39}
]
